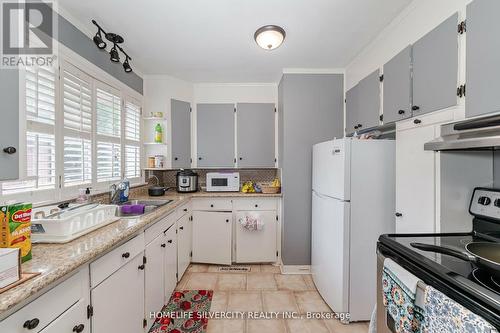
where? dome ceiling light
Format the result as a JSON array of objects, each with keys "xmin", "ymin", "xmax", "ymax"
[{"xmin": 254, "ymin": 25, "xmax": 286, "ymax": 50}]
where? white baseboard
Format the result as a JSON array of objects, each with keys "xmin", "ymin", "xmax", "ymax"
[{"xmin": 280, "ymin": 265, "xmax": 311, "ymax": 275}]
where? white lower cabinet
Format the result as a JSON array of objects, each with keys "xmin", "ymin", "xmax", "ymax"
[
  {"xmin": 164, "ymin": 225, "xmax": 178, "ymax": 297},
  {"xmin": 192, "ymin": 211, "xmax": 232, "ymax": 265},
  {"xmin": 235, "ymin": 210, "xmax": 277, "ymax": 263},
  {"xmin": 145, "ymin": 234, "xmax": 166, "ymax": 329},
  {"xmin": 177, "ymin": 213, "xmax": 192, "ymax": 279},
  {"xmin": 91, "ymin": 253, "xmax": 145, "ymax": 333},
  {"xmin": 39, "ymin": 300, "xmax": 88, "ymax": 333}
]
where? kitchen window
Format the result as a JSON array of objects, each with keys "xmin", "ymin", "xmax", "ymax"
[{"xmin": 0, "ymin": 54, "xmax": 143, "ymax": 202}]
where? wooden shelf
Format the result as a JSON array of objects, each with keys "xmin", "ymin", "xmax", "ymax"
[{"xmin": 143, "ymin": 167, "xmax": 169, "ymax": 171}]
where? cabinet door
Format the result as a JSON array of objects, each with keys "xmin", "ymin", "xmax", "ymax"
[
  {"xmin": 145, "ymin": 235, "xmax": 165, "ymax": 329},
  {"xmin": 164, "ymin": 226, "xmax": 177, "ymax": 296},
  {"xmin": 192, "ymin": 211, "xmax": 232, "ymax": 265},
  {"xmin": 412, "ymin": 13, "xmax": 458, "ymax": 116},
  {"xmin": 196, "ymin": 104, "xmax": 235, "ymax": 167},
  {"xmin": 39, "ymin": 300, "xmax": 88, "ymax": 333},
  {"xmin": 235, "ymin": 211, "xmax": 277, "ymax": 263},
  {"xmin": 345, "ymin": 85, "xmax": 359, "ymax": 135},
  {"xmin": 466, "ymin": 0, "xmax": 500, "ymax": 118},
  {"xmin": 177, "ymin": 214, "xmax": 191, "ymax": 279},
  {"xmin": 0, "ymin": 69, "xmax": 19, "ymax": 180},
  {"xmin": 356, "ymin": 69, "xmax": 381, "ymax": 131},
  {"xmin": 91, "ymin": 254, "xmax": 145, "ymax": 333},
  {"xmin": 237, "ymin": 103, "xmax": 275, "ymax": 168},
  {"xmin": 395, "ymin": 123, "xmax": 436, "ymax": 233},
  {"xmin": 383, "ymin": 46, "xmax": 412, "ymax": 123},
  {"xmin": 171, "ymin": 99, "xmax": 191, "ymax": 168}
]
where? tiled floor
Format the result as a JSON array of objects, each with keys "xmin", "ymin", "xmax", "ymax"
[{"xmin": 175, "ymin": 264, "xmax": 370, "ymax": 333}]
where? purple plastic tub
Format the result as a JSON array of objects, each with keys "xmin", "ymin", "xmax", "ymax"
[{"xmin": 120, "ymin": 204, "xmax": 146, "ymax": 215}]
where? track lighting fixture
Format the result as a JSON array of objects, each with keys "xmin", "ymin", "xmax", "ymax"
[{"xmin": 92, "ymin": 20, "xmax": 133, "ymax": 73}]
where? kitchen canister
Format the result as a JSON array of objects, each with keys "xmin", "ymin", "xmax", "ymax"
[{"xmin": 154, "ymin": 155, "xmax": 165, "ymax": 168}]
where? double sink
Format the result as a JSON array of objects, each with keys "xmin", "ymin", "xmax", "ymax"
[{"xmin": 115, "ymin": 199, "xmax": 173, "ymax": 218}]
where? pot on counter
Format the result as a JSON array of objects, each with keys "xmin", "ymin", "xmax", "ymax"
[{"xmin": 148, "ymin": 185, "xmax": 167, "ymax": 196}]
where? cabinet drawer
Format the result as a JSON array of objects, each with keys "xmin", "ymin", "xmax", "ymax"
[
  {"xmin": 0, "ymin": 268, "xmax": 87, "ymax": 333},
  {"xmin": 397, "ymin": 109, "xmax": 454, "ymax": 131},
  {"xmin": 90, "ymin": 233, "xmax": 144, "ymax": 287},
  {"xmin": 192, "ymin": 198, "xmax": 232, "ymax": 211},
  {"xmin": 39, "ymin": 300, "xmax": 88, "ymax": 333},
  {"xmin": 145, "ymin": 212, "xmax": 176, "ymax": 244},
  {"xmin": 233, "ymin": 198, "xmax": 277, "ymax": 211},
  {"xmin": 176, "ymin": 202, "xmax": 191, "ymax": 220}
]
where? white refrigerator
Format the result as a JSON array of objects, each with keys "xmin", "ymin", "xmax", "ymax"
[{"xmin": 311, "ymin": 138, "xmax": 395, "ymax": 322}]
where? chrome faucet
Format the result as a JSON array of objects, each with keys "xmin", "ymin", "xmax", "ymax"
[{"xmin": 109, "ymin": 181, "xmax": 127, "ymax": 204}]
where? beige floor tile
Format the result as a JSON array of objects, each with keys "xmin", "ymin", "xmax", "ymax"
[
  {"xmin": 187, "ymin": 264, "xmax": 209, "ymax": 273},
  {"xmin": 216, "ymin": 273, "xmax": 247, "ymax": 291},
  {"xmin": 248, "ymin": 264, "xmax": 261, "ymax": 273},
  {"xmin": 294, "ymin": 291, "xmax": 333, "ymax": 314},
  {"xmin": 185, "ymin": 273, "xmax": 218, "ymax": 290},
  {"xmin": 262, "ymin": 291, "xmax": 299, "ymax": 314},
  {"xmin": 275, "ymin": 274, "xmax": 308, "ymax": 291},
  {"xmin": 227, "ymin": 291, "xmax": 263, "ymax": 312},
  {"xmin": 207, "ymin": 319, "xmax": 246, "ymax": 333},
  {"xmin": 302, "ymin": 274, "xmax": 317, "ymax": 290},
  {"xmin": 286, "ymin": 319, "xmax": 330, "ymax": 333},
  {"xmin": 247, "ymin": 319, "xmax": 286, "ymax": 333},
  {"xmin": 210, "ymin": 291, "xmax": 229, "ymax": 312},
  {"xmin": 261, "ymin": 264, "xmax": 280, "ymax": 273},
  {"xmin": 246, "ymin": 273, "xmax": 278, "ymax": 290},
  {"xmin": 175, "ymin": 272, "xmax": 191, "ymax": 291},
  {"xmin": 323, "ymin": 319, "xmax": 369, "ymax": 333}
]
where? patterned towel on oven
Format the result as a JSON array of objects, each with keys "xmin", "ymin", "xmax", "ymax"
[
  {"xmin": 382, "ymin": 258, "xmax": 425, "ymax": 333},
  {"xmin": 423, "ymin": 286, "xmax": 497, "ymax": 333}
]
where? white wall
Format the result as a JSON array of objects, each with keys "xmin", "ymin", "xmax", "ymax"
[
  {"xmin": 346, "ymin": 0, "xmax": 471, "ymax": 90},
  {"xmin": 193, "ymin": 83, "xmax": 278, "ymax": 105}
]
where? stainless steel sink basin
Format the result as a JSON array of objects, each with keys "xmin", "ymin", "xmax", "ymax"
[{"xmin": 115, "ymin": 199, "xmax": 173, "ymax": 218}]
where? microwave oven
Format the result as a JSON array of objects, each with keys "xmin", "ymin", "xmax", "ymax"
[{"xmin": 206, "ymin": 172, "xmax": 240, "ymax": 192}]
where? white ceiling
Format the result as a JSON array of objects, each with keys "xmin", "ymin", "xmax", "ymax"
[{"xmin": 58, "ymin": 0, "xmax": 412, "ymax": 83}]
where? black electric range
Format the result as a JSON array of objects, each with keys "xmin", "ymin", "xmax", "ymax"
[{"xmin": 378, "ymin": 188, "xmax": 500, "ymax": 329}]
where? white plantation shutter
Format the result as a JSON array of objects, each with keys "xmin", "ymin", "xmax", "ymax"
[
  {"xmin": 62, "ymin": 64, "xmax": 93, "ymax": 187},
  {"xmin": 97, "ymin": 88, "xmax": 121, "ymax": 137},
  {"xmin": 124, "ymin": 100, "xmax": 141, "ymax": 181},
  {"xmin": 97, "ymin": 142, "xmax": 121, "ymax": 182},
  {"xmin": 1, "ymin": 66, "xmax": 56, "ymax": 195}
]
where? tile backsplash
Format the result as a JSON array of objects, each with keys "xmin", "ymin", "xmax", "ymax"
[{"xmin": 146, "ymin": 169, "xmax": 279, "ymax": 188}]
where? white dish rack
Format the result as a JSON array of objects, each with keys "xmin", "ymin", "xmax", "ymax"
[{"xmin": 31, "ymin": 204, "xmax": 119, "ymax": 243}]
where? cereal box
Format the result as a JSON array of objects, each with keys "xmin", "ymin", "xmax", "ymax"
[{"xmin": 0, "ymin": 203, "xmax": 32, "ymax": 263}]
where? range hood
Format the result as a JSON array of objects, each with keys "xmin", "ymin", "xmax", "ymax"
[{"xmin": 425, "ymin": 114, "xmax": 500, "ymax": 151}]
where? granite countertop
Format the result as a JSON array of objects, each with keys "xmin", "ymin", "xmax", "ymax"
[{"xmin": 0, "ymin": 190, "xmax": 281, "ymax": 318}]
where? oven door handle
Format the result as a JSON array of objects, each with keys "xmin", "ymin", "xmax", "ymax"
[{"xmin": 410, "ymin": 242, "xmax": 477, "ymax": 262}]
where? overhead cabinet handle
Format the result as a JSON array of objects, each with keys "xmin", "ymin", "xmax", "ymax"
[
  {"xmin": 395, "ymin": 212, "xmax": 403, "ymax": 217},
  {"xmin": 412, "ymin": 105, "xmax": 420, "ymax": 111},
  {"xmin": 3, "ymin": 146, "xmax": 17, "ymax": 154},
  {"xmin": 398, "ymin": 110, "xmax": 405, "ymax": 115}
]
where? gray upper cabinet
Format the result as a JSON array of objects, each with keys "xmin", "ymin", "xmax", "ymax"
[
  {"xmin": 466, "ymin": 0, "xmax": 500, "ymax": 118},
  {"xmin": 196, "ymin": 103, "xmax": 235, "ymax": 167},
  {"xmin": 356, "ymin": 69, "xmax": 381, "ymax": 131},
  {"xmin": 236, "ymin": 103, "xmax": 275, "ymax": 168},
  {"xmin": 0, "ymin": 69, "xmax": 19, "ymax": 181},
  {"xmin": 171, "ymin": 99, "xmax": 191, "ymax": 169},
  {"xmin": 346, "ymin": 85, "xmax": 359, "ymax": 135},
  {"xmin": 412, "ymin": 13, "xmax": 458, "ymax": 116},
  {"xmin": 383, "ymin": 45, "xmax": 412, "ymax": 123}
]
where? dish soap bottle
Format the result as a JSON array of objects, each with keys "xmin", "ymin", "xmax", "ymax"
[{"xmin": 155, "ymin": 123, "xmax": 163, "ymax": 143}]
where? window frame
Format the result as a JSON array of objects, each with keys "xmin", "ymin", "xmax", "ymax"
[{"xmin": 0, "ymin": 42, "xmax": 144, "ymax": 205}]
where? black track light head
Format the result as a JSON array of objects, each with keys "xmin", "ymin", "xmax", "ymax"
[
  {"xmin": 93, "ymin": 31, "xmax": 106, "ymax": 49},
  {"xmin": 123, "ymin": 58, "xmax": 132, "ymax": 73},
  {"xmin": 110, "ymin": 44, "xmax": 120, "ymax": 62}
]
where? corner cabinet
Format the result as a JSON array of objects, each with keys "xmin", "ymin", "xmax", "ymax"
[
  {"xmin": 466, "ymin": 0, "xmax": 500, "ymax": 118},
  {"xmin": 196, "ymin": 103, "xmax": 235, "ymax": 167},
  {"xmin": 383, "ymin": 45, "xmax": 412, "ymax": 124},
  {"xmin": 236, "ymin": 103, "xmax": 276, "ymax": 168},
  {"xmin": 412, "ymin": 13, "xmax": 458, "ymax": 116}
]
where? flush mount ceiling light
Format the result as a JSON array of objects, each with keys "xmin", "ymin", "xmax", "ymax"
[
  {"xmin": 254, "ymin": 25, "xmax": 286, "ymax": 50},
  {"xmin": 92, "ymin": 20, "xmax": 133, "ymax": 73}
]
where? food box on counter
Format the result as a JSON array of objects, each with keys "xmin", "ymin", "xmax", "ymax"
[
  {"xmin": 1, "ymin": 203, "xmax": 32, "ymax": 262},
  {"xmin": 0, "ymin": 248, "xmax": 21, "ymax": 289}
]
